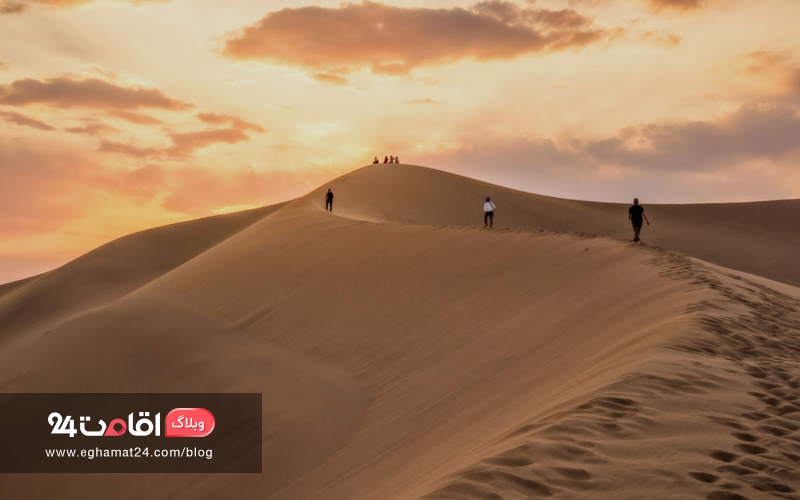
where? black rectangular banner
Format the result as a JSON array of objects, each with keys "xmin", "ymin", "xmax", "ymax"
[{"xmin": 0, "ymin": 393, "xmax": 262, "ymax": 473}]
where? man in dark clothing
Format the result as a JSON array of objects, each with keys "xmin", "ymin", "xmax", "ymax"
[
  {"xmin": 628, "ymin": 198, "xmax": 650, "ymax": 242},
  {"xmin": 325, "ymin": 189, "xmax": 334, "ymax": 212}
]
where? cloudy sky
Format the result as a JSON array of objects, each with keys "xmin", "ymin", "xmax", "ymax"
[{"xmin": 1, "ymin": 0, "xmax": 799, "ymax": 282}]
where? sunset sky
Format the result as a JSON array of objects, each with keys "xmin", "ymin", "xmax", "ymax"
[{"xmin": 1, "ymin": 0, "xmax": 800, "ymax": 282}]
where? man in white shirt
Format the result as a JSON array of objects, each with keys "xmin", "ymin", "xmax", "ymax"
[{"xmin": 484, "ymin": 197, "xmax": 496, "ymax": 227}]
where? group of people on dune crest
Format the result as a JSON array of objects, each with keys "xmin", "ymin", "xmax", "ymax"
[
  {"xmin": 374, "ymin": 156, "xmax": 400, "ymax": 164},
  {"xmin": 324, "ymin": 188, "xmax": 650, "ymax": 243}
]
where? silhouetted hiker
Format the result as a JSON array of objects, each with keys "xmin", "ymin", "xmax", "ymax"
[
  {"xmin": 484, "ymin": 197, "xmax": 496, "ymax": 227},
  {"xmin": 325, "ymin": 189, "xmax": 334, "ymax": 212},
  {"xmin": 628, "ymin": 198, "xmax": 649, "ymax": 242},
  {"xmin": 373, "ymin": 157, "xmax": 379, "ymax": 164},
  {"xmin": 384, "ymin": 156, "xmax": 389, "ymax": 163},
  {"xmin": 390, "ymin": 155, "xmax": 394, "ymax": 163},
  {"xmin": 395, "ymin": 156, "xmax": 400, "ymax": 164}
]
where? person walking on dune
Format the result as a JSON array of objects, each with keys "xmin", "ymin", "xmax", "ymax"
[
  {"xmin": 373, "ymin": 157, "xmax": 379, "ymax": 164},
  {"xmin": 484, "ymin": 197, "xmax": 496, "ymax": 227},
  {"xmin": 628, "ymin": 198, "xmax": 649, "ymax": 242},
  {"xmin": 325, "ymin": 189, "xmax": 334, "ymax": 212}
]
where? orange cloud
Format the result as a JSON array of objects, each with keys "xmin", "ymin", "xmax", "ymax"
[
  {"xmin": 638, "ymin": 31, "xmax": 681, "ymax": 47},
  {"xmin": 742, "ymin": 51, "xmax": 800, "ymax": 95},
  {"xmin": 0, "ymin": 143, "xmax": 89, "ymax": 235},
  {"xmin": 746, "ymin": 51, "xmax": 791, "ymax": 74},
  {"xmin": 222, "ymin": 1, "xmax": 616, "ymax": 76},
  {"xmin": 65, "ymin": 122, "xmax": 118, "ymax": 136},
  {"xmin": 472, "ymin": 1, "xmax": 592, "ymax": 29},
  {"xmin": 98, "ymin": 128, "xmax": 252, "ymax": 158},
  {"xmin": 0, "ymin": 131, "xmax": 320, "ymax": 241},
  {"xmin": 311, "ymin": 73, "xmax": 349, "ymax": 86},
  {"xmin": 108, "ymin": 109, "xmax": 165, "ymax": 125},
  {"xmin": 0, "ymin": 133, "xmax": 327, "ymax": 281},
  {"xmin": 1, "ymin": 0, "xmax": 170, "ymax": 14},
  {"xmin": 0, "ymin": 77, "xmax": 192, "ymax": 109},
  {"xmin": 0, "ymin": 1, "xmax": 24, "ymax": 14},
  {"xmin": 33, "ymin": 0, "xmax": 164, "ymax": 4},
  {"xmin": 98, "ymin": 140, "xmax": 161, "ymax": 158},
  {"xmin": 406, "ymin": 98, "xmax": 437, "ymax": 104},
  {"xmin": 0, "ymin": 138, "xmax": 165, "ymax": 237},
  {"xmin": 196, "ymin": 112, "xmax": 265, "ymax": 133},
  {"xmin": 648, "ymin": 0, "xmax": 703, "ymax": 11},
  {"xmin": 0, "ymin": 110, "xmax": 55, "ymax": 130},
  {"xmin": 165, "ymin": 128, "xmax": 250, "ymax": 157}
]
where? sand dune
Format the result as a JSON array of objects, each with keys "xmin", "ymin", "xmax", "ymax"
[
  {"xmin": 0, "ymin": 203, "xmax": 283, "ymax": 341},
  {"xmin": 2, "ymin": 164, "xmax": 800, "ymax": 499}
]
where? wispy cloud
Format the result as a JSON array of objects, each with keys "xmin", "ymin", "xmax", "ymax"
[
  {"xmin": 0, "ymin": 77, "xmax": 192, "ymax": 109},
  {"xmin": 0, "ymin": 139, "xmax": 164, "ymax": 237},
  {"xmin": 65, "ymin": 122, "xmax": 118, "ymax": 136},
  {"xmin": 107, "ymin": 109, "xmax": 165, "ymax": 125},
  {"xmin": 97, "ymin": 140, "xmax": 162, "ymax": 158},
  {"xmin": 311, "ymin": 73, "xmax": 349, "ymax": 86},
  {"xmin": 0, "ymin": 1, "xmax": 24, "ymax": 14},
  {"xmin": 2, "ymin": 0, "xmax": 171, "ymax": 15},
  {"xmin": 637, "ymin": 31, "xmax": 681, "ymax": 47},
  {"xmin": 0, "ymin": 110, "xmax": 55, "ymax": 130},
  {"xmin": 196, "ymin": 112, "xmax": 265, "ymax": 133},
  {"xmin": 165, "ymin": 128, "xmax": 250, "ymax": 157},
  {"xmin": 98, "ymin": 127, "xmax": 254, "ymax": 158},
  {"xmin": 743, "ymin": 51, "xmax": 800, "ymax": 95},
  {"xmin": 648, "ymin": 0, "xmax": 704, "ymax": 12}
]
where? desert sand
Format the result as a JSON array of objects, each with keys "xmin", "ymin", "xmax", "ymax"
[{"xmin": 2, "ymin": 164, "xmax": 800, "ymax": 499}]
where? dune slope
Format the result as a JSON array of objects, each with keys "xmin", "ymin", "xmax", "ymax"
[
  {"xmin": 1, "ymin": 164, "xmax": 800, "ymax": 500},
  {"xmin": 0, "ymin": 203, "xmax": 284, "ymax": 342}
]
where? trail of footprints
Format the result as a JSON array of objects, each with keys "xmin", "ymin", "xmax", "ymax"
[{"xmin": 421, "ymin": 246, "xmax": 800, "ymax": 500}]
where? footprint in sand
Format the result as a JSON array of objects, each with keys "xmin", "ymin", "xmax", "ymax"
[
  {"xmin": 689, "ymin": 472, "xmax": 719, "ymax": 483},
  {"xmin": 706, "ymin": 491, "xmax": 749, "ymax": 500},
  {"xmin": 710, "ymin": 451, "xmax": 740, "ymax": 463}
]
